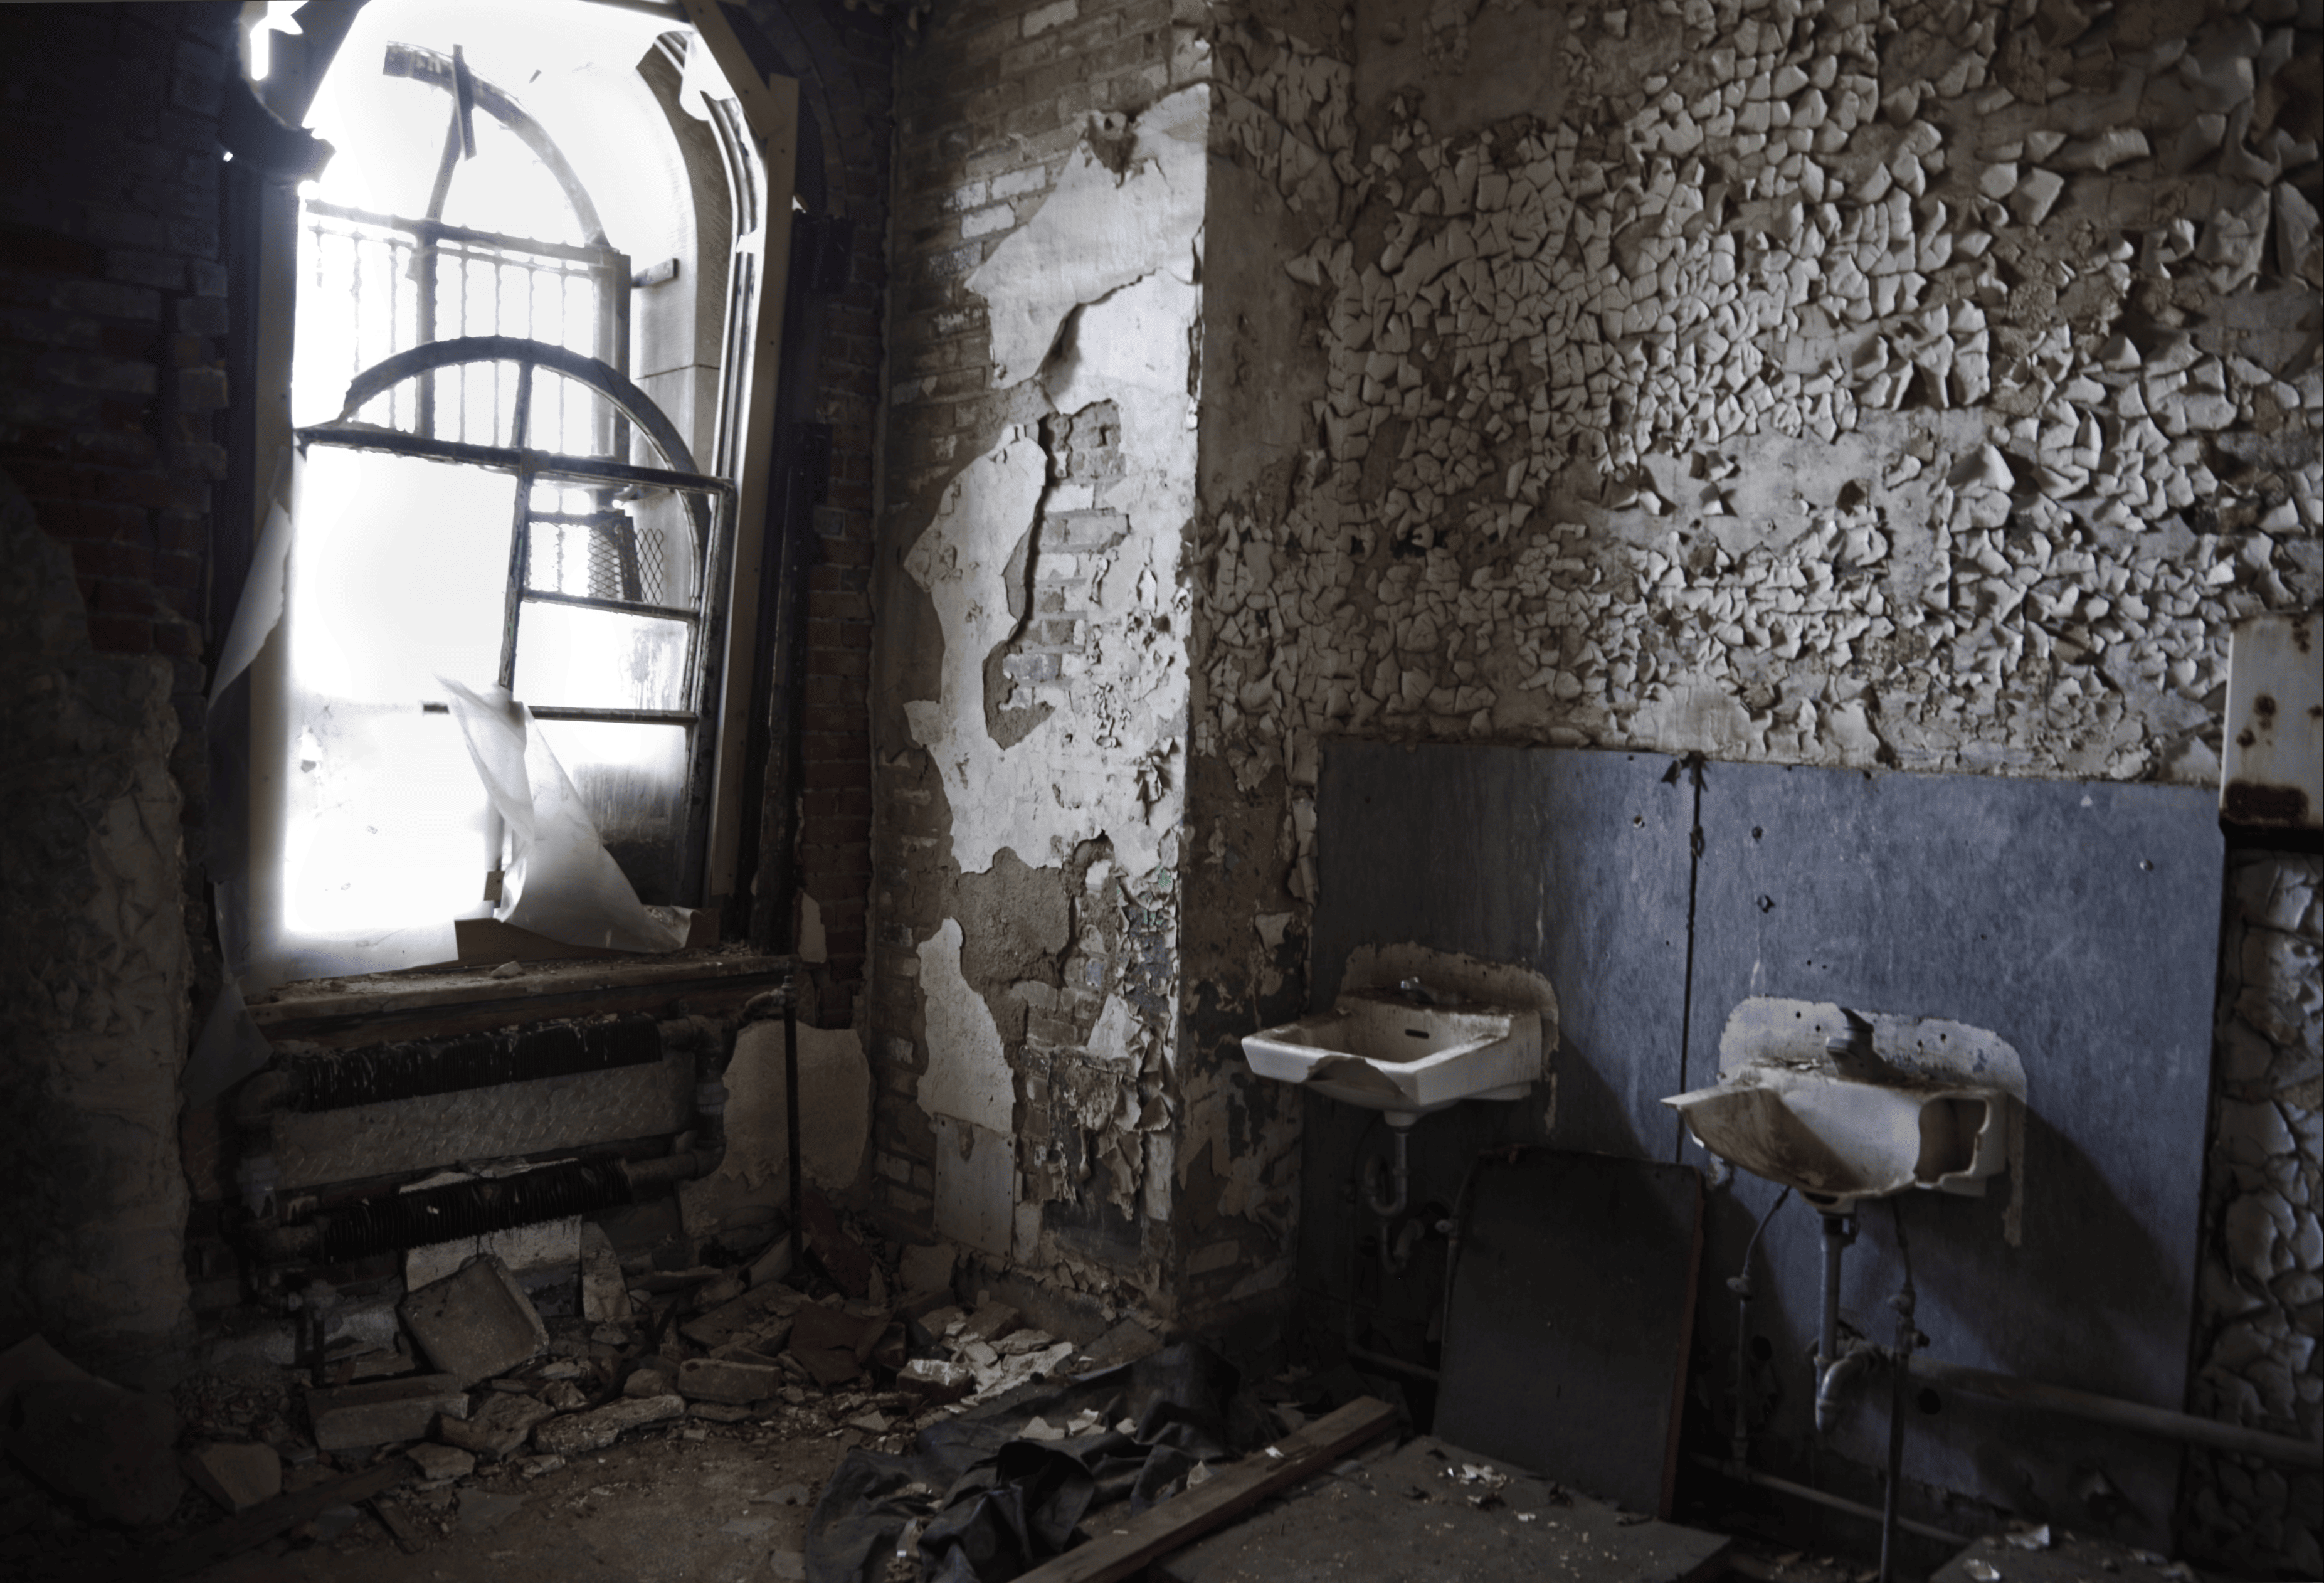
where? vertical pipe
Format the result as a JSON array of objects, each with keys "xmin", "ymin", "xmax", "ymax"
[
  {"xmin": 784, "ymin": 991, "xmax": 802, "ymax": 1272},
  {"xmin": 1879, "ymin": 1200, "xmax": 1918, "ymax": 1583},
  {"xmin": 1819, "ymin": 1212, "xmax": 1847, "ymax": 1371},
  {"xmin": 1881, "ymin": 1327, "xmax": 1908, "ymax": 1582}
]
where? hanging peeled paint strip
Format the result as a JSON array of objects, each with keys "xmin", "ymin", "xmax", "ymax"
[{"xmin": 440, "ymin": 677, "xmax": 692, "ymax": 955}]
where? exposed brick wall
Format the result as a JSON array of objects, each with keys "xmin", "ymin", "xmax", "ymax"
[
  {"xmin": 0, "ymin": 3, "xmax": 235, "ymax": 871},
  {"xmin": 734, "ymin": 0, "xmax": 899, "ymax": 1003},
  {"xmin": 867, "ymin": 0, "xmax": 1179, "ymax": 1241}
]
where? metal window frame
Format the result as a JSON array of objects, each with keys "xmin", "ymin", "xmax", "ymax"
[{"xmin": 300, "ymin": 335, "xmax": 737, "ymax": 904}]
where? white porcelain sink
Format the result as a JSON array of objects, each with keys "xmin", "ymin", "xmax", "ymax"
[
  {"xmin": 1664, "ymin": 1064, "xmax": 2020, "ymax": 1212},
  {"xmin": 1664, "ymin": 998, "xmax": 2027, "ymax": 1214},
  {"xmin": 1242, "ymin": 990, "xmax": 1542, "ymax": 1126}
]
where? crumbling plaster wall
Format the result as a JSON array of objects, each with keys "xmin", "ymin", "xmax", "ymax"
[
  {"xmin": 2184, "ymin": 849, "xmax": 2321, "ymax": 1579},
  {"xmin": 0, "ymin": 475, "xmax": 193, "ymax": 1373},
  {"xmin": 873, "ymin": 0, "xmax": 1215, "ymax": 1321},
  {"xmin": 1178, "ymin": 0, "xmax": 2321, "ymax": 1319}
]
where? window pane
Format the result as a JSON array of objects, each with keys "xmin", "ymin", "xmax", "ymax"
[
  {"xmin": 512, "ymin": 602, "xmax": 690, "ymax": 711},
  {"xmin": 532, "ymin": 719, "xmax": 689, "ymax": 903},
  {"xmin": 292, "ymin": 447, "xmax": 514, "ymax": 702},
  {"xmin": 282, "ymin": 705, "xmax": 490, "ymax": 933}
]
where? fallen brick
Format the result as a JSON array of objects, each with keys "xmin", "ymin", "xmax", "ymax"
[
  {"xmin": 182, "ymin": 1441, "xmax": 282, "ymax": 1513},
  {"xmin": 677, "ymin": 1357, "xmax": 785, "ymax": 1405},
  {"xmin": 436, "ymin": 1392, "xmax": 553, "ymax": 1461},
  {"xmin": 531, "ymin": 1394, "xmax": 684, "ymax": 1456},
  {"xmin": 307, "ymin": 1375, "xmax": 468, "ymax": 1453},
  {"xmin": 405, "ymin": 1443, "xmax": 475, "ymax": 1481},
  {"xmin": 399, "ymin": 1255, "xmax": 548, "ymax": 1386}
]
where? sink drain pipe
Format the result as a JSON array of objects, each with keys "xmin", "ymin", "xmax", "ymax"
[
  {"xmin": 1364, "ymin": 1125, "xmax": 1412, "ymax": 1219},
  {"xmin": 1812, "ymin": 1209, "xmax": 1862, "ymax": 1433}
]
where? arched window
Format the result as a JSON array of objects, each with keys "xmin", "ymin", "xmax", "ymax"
[{"xmin": 223, "ymin": 0, "xmax": 788, "ymax": 985}]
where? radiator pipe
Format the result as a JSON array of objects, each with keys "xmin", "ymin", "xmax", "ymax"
[
  {"xmin": 1904, "ymin": 1355, "xmax": 2323, "ymax": 1469},
  {"xmin": 235, "ymin": 1015, "xmax": 736, "ymax": 1263},
  {"xmin": 1688, "ymin": 1454, "xmax": 1968, "ymax": 1547},
  {"xmin": 609, "ymin": 1016, "xmax": 730, "ymax": 1193}
]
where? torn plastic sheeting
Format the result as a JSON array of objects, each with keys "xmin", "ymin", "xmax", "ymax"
[
  {"xmin": 182, "ymin": 978, "xmax": 275, "ymax": 1108},
  {"xmin": 806, "ymin": 1343, "xmax": 1247, "ymax": 1583},
  {"xmin": 208, "ymin": 447, "xmax": 298, "ymax": 709},
  {"xmin": 439, "ymin": 677, "xmax": 689, "ymax": 955}
]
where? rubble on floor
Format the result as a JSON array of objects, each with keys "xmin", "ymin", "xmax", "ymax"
[{"xmin": 0, "ymin": 1202, "xmax": 1161, "ymax": 1579}]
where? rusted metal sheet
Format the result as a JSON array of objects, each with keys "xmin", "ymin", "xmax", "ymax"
[{"xmin": 2221, "ymin": 611, "xmax": 2322, "ymax": 833}]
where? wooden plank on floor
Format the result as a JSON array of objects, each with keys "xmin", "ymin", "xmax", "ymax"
[
  {"xmin": 1155, "ymin": 1436, "xmax": 1731, "ymax": 1583},
  {"xmin": 1013, "ymin": 1396, "xmax": 1400, "ymax": 1583}
]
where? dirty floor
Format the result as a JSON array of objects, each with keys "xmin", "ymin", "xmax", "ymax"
[{"xmin": 185, "ymin": 1428, "xmax": 847, "ymax": 1582}]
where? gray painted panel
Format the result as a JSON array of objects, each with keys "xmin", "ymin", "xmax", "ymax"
[
  {"xmin": 1686, "ymin": 762, "xmax": 2222, "ymax": 1548},
  {"xmin": 1313, "ymin": 743, "xmax": 1695, "ymax": 1158},
  {"xmin": 1301, "ymin": 744, "xmax": 1693, "ymax": 1375}
]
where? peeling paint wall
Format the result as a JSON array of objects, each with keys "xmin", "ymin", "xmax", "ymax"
[
  {"xmin": 874, "ymin": 3, "xmax": 1210, "ymax": 1323},
  {"xmin": 1171, "ymin": 0, "xmax": 2320, "ymax": 1326},
  {"xmin": 2184, "ymin": 849, "xmax": 2321, "ymax": 1579},
  {"xmin": 878, "ymin": 0, "xmax": 2319, "ymax": 1350}
]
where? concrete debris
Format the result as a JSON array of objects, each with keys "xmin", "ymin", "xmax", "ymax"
[
  {"xmin": 679, "ymin": 1278, "xmax": 806, "ymax": 1352},
  {"xmin": 404, "ymin": 1441, "xmax": 475, "ymax": 1482},
  {"xmin": 399, "ymin": 1255, "xmax": 549, "ymax": 1387},
  {"xmin": 676, "ymin": 1357, "xmax": 786, "ymax": 1406},
  {"xmin": 897, "ymin": 1242, "xmax": 958, "ymax": 1298},
  {"xmin": 531, "ymin": 1394, "xmax": 684, "ymax": 1457},
  {"xmin": 579, "ymin": 1223, "xmax": 633, "ymax": 1325},
  {"xmin": 182, "ymin": 1440, "xmax": 282, "ymax": 1513},
  {"xmin": 305, "ymin": 1374, "xmax": 468, "ymax": 1453},
  {"xmin": 622, "ymin": 1366, "xmax": 675, "ymax": 1399},
  {"xmin": 436, "ymin": 1391, "xmax": 555, "ymax": 1461},
  {"xmin": 800, "ymin": 1189, "xmax": 875, "ymax": 1298},
  {"xmin": 897, "ymin": 1358, "xmax": 973, "ymax": 1404},
  {"xmin": 787, "ymin": 1305, "xmax": 890, "ymax": 1388}
]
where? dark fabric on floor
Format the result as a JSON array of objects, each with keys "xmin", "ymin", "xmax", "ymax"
[{"xmin": 803, "ymin": 1342, "xmax": 1249, "ymax": 1583}]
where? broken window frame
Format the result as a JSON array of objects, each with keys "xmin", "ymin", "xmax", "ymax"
[
  {"xmin": 297, "ymin": 334, "xmax": 736, "ymax": 903},
  {"xmin": 218, "ymin": 4, "xmax": 802, "ymax": 988}
]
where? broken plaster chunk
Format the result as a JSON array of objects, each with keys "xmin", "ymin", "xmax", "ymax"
[
  {"xmin": 1951, "ymin": 444, "xmax": 2016, "ymax": 491},
  {"xmin": 531, "ymin": 1395, "xmax": 685, "ymax": 1457},
  {"xmin": 182, "ymin": 1441, "xmax": 283, "ymax": 1514},
  {"xmin": 2167, "ymin": 114, "xmax": 2227, "ymax": 174},
  {"xmin": 2056, "ymin": 129, "xmax": 2149, "ymax": 171},
  {"xmin": 399, "ymin": 1255, "xmax": 549, "ymax": 1387},
  {"xmin": 2009, "ymin": 167, "xmax": 2066, "ymax": 226}
]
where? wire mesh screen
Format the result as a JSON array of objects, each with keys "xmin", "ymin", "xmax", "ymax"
[{"xmin": 526, "ymin": 510, "xmax": 665, "ymax": 605}]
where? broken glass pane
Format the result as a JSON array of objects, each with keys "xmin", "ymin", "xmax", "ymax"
[{"xmin": 512, "ymin": 602, "xmax": 690, "ymax": 711}]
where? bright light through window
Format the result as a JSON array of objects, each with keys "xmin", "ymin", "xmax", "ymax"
[{"xmin": 270, "ymin": 0, "xmax": 720, "ymax": 950}]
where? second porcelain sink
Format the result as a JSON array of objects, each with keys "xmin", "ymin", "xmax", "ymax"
[
  {"xmin": 1664, "ymin": 1064, "xmax": 2019, "ymax": 1212},
  {"xmin": 1242, "ymin": 989, "xmax": 1542, "ymax": 1126}
]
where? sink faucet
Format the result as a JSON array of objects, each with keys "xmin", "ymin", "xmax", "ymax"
[{"xmin": 1397, "ymin": 977, "xmax": 1439, "ymax": 1005}]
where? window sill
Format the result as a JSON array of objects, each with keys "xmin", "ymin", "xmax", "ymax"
[{"xmin": 246, "ymin": 948, "xmax": 794, "ymax": 1048}]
